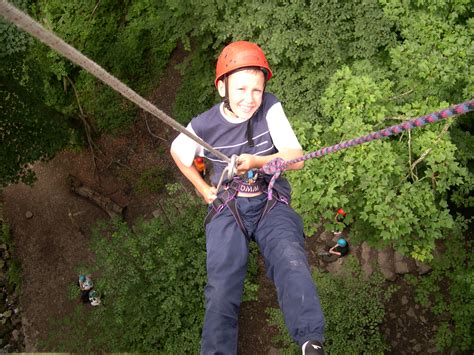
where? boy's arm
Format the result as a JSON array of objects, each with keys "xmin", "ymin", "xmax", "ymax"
[
  {"xmin": 171, "ymin": 149, "xmax": 217, "ymax": 203},
  {"xmin": 236, "ymin": 148, "xmax": 304, "ymax": 175}
]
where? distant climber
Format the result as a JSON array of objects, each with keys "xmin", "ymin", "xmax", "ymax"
[
  {"xmin": 318, "ymin": 235, "xmax": 350, "ymax": 262},
  {"xmin": 78, "ymin": 274, "xmax": 93, "ymax": 304},
  {"xmin": 335, "ymin": 208, "xmax": 347, "ymax": 223},
  {"xmin": 329, "ymin": 237, "xmax": 350, "ymax": 258},
  {"xmin": 89, "ymin": 290, "xmax": 101, "ymax": 306}
]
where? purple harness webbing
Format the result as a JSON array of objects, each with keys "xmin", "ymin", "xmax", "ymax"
[{"xmin": 260, "ymin": 100, "xmax": 474, "ymax": 199}]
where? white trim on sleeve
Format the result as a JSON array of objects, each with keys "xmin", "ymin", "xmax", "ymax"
[
  {"xmin": 170, "ymin": 124, "xmax": 203, "ymax": 167},
  {"xmin": 266, "ymin": 103, "xmax": 302, "ymax": 151}
]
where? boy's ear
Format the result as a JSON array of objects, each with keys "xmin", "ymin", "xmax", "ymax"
[{"xmin": 217, "ymin": 79, "xmax": 226, "ymax": 97}]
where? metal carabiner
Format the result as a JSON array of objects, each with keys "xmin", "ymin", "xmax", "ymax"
[{"xmin": 215, "ymin": 154, "xmax": 238, "ymax": 193}]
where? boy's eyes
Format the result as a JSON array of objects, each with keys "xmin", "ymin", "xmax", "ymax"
[{"xmin": 237, "ymin": 88, "xmax": 262, "ymax": 93}]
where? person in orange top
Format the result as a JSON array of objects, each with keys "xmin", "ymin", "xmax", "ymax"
[{"xmin": 193, "ymin": 157, "xmax": 206, "ymax": 178}]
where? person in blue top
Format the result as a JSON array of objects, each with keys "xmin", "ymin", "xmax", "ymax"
[
  {"xmin": 329, "ymin": 237, "xmax": 350, "ymax": 257},
  {"xmin": 171, "ymin": 41, "xmax": 325, "ymax": 355}
]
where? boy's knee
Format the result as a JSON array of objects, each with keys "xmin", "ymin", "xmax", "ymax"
[
  {"xmin": 270, "ymin": 240, "xmax": 307, "ymax": 266},
  {"xmin": 205, "ymin": 285, "xmax": 241, "ymax": 318}
]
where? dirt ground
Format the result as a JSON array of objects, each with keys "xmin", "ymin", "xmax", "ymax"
[{"xmin": 1, "ymin": 45, "xmax": 453, "ymax": 354}]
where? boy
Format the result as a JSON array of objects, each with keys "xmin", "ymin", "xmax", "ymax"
[{"xmin": 171, "ymin": 41, "xmax": 325, "ymax": 355}]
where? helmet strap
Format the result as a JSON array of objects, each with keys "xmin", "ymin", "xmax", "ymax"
[
  {"xmin": 223, "ymin": 76, "xmax": 234, "ymax": 114},
  {"xmin": 246, "ymin": 119, "xmax": 254, "ymax": 147}
]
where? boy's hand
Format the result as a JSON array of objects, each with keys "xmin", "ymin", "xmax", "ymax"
[
  {"xmin": 200, "ymin": 185, "xmax": 217, "ymax": 204},
  {"xmin": 236, "ymin": 154, "xmax": 255, "ymax": 175}
]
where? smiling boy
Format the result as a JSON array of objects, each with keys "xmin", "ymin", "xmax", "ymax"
[{"xmin": 171, "ymin": 41, "xmax": 325, "ymax": 355}]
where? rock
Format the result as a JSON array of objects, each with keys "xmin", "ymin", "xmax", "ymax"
[
  {"xmin": 415, "ymin": 260, "xmax": 432, "ymax": 275},
  {"xmin": 378, "ymin": 247, "xmax": 396, "ymax": 281},
  {"xmin": 3, "ymin": 310, "xmax": 12, "ymax": 318},
  {"xmin": 152, "ymin": 210, "xmax": 161, "ymax": 218},
  {"xmin": 394, "ymin": 252, "xmax": 410, "ymax": 274},
  {"xmin": 25, "ymin": 211, "xmax": 33, "ymax": 219},
  {"xmin": 361, "ymin": 242, "xmax": 374, "ymax": 279},
  {"xmin": 267, "ymin": 346, "xmax": 280, "ymax": 355},
  {"xmin": 318, "ymin": 230, "xmax": 334, "ymax": 244},
  {"xmin": 413, "ymin": 344, "xmax": 422, "ymax": 352},
  {"xmin": 349, "ymin": 244, "xmax": 360, "ymax": 260},
  {"xmin": 406, "ymin": 307, "xmax": 416, "ymax": 318},
  {"xmin": 401, "ymin": 295, "xmax": 408, "ymax": 305},
  {"xmin": 326, "ymin": 259, "xmax": 344, "ymax": 275}
]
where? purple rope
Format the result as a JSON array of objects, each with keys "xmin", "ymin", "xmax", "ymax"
[{"xmin": 261, "ymin": 100, "xmax": 474, "ymax": 199}]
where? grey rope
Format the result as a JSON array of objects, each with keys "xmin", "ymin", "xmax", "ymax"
[{"xmin": 0, "ymin": 0, "xmax": 231, "ymax": 164}]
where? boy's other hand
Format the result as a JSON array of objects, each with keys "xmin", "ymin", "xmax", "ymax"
[{"xmin": 236, "ymin": 154, "xmax": 255, "ymax": 174}]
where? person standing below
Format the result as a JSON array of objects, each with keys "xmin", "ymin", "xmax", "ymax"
[
  {"xmin": 78, "ymin": 274, "xmax": 93, "ymax": 304},
  {"xmin": 329, "ymin": 237, "xmax": 350, "ymax": 258},
  {"xmin": 171, "ymin": 41, "xmax": 325, "ymax": 355}
]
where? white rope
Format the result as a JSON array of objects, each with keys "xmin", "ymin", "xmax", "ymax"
[{"xmin": 0, "ymin": 0, "xmax": 231, "ymax": 164}]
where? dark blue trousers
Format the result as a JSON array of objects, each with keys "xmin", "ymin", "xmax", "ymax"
[{"xmin": 201, "ymin": 194, "xmax": 325, "ymax": 354}]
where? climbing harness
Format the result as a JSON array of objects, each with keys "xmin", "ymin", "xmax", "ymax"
[
  {"xmin": 0, "ymin": 1, "xmax": 230, "ymax": 164},
  {"xmin": 205, "ymin": 168, "xmax": 290, "ymax": 240},
  {"xmin": 262, "ymin": 100, "xmax": 474, "ymax": 199}
]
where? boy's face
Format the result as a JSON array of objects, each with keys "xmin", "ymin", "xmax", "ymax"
[{"xmin": 218, "ymin": 69, "xmax": 265, "ymax": 120}]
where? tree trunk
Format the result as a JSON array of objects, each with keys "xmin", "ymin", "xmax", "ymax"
[{"xmin": 68, "ymin": 175, "xmax": 124, "ymax": 219}]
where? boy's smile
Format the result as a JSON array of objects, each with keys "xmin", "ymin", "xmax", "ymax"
[{"xmin": 218, "ymin": 69, "xmax": 265, "ymax": 120}]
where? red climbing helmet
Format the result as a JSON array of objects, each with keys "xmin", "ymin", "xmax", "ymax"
[{"xmin": 215, "ymin": 41, "xmax": 273, "ymax": 87}]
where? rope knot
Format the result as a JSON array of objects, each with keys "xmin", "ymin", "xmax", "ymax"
[
  {"xmin": 261, "ymin": 158, "xmax": 287, "ymax": 200},
  {"xmin": 262, "ymin": 157, "xmax": 286, "ymax": 175}
]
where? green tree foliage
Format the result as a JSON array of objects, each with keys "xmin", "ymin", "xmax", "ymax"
[
  {"xmin": 405, "ymin": 218, "xmax": 473, "ymax": 351},
  {"xmin": 31, "ymin": 0, "xmax": 178, "ymax": 131},
  {"xmin": 0, "ymin": 2, "xmax": 69, "ymax": 187},
  {"xmin": 0, "ymin": 0, "xmax": 31, "ymax": 57},
  {"xmin": 169, "ymin": 0, "xmax": 395, "ymax": 123},
  {"xmin": 44, "ymin": 186, "xmax": 206, "ymax": 352},
  {"xmin": 267, "ymin": 257, "xmax": 395, "ymax": 354},
  {"xmin": 290, "ymin": 65, "xmax": 470, "ymax": 261},
  {"xmin": 0, "ymin": 62, "xmax": 69, "ymax": 186}
]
